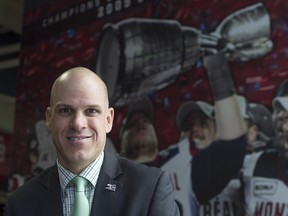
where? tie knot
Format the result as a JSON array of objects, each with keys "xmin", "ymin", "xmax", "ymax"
[{"xmin": 71, "ymin": 176, "xmax": 89, "ymax": 192}]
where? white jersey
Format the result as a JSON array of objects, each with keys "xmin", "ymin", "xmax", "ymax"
[
  {"xmin": 242, "ymin": 149, "xmax": 288, "ymax": 215},
  {"xmin": 198, "ymin": 177, "xmax": 244, "ymax": 216},
  {"xmin": 160, "ymin": 138, "xmax": 197, "ymax": 216}
]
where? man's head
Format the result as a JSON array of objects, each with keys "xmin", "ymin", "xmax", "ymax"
[
  {"xmin": 46, "ymin": 67, "xmax": 114, "ymax": 174},
  {"xmin": 247, "ymin": 103, "xmax": 273, "ymax": 149},
  {"xmin": 120, "ymin": 98, "xmax": 158, "ymax": 163},
  {"xmin": 272, "ymin": 79, "xmax": 288, "ymax": 157},
  {"xmin": 176, "ymin": 101, "xmax": 215, "ymax": 150}
]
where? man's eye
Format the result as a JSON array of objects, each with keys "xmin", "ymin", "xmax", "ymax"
[
  {"xmin": 86, "ymin": 108, "xmax": 99, "ymax": 115},
  {"xmin": 58, "ymin": 108, "xmax": 72, "ymax": 114}
]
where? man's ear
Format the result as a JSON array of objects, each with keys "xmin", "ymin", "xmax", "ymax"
[
  {"xmin": 46, "ymin": 107, "xmax": 52, "ymax": 130},
  {"xmin": 106, "ymin": 107, "xmax": 114, "ymax": 133}
]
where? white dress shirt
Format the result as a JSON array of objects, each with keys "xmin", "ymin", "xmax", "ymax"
[{"xmin": 57, "ymin": 151, "xmax": 104, "ymax": 216}]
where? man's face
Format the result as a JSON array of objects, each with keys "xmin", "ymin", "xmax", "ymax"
[
  {"xmin": 125, "ymin": 112, "xmax": 152, "ymax": 133},
  {"xmin": 245, "ymin": 119, "xmax": 258, "ymax": 149},
  {"xmin": 273, "ymin": 108, "xmax": 288, "ymax": 157},
  {"xmin": 46, "ymin": 73, "xmax": 114, "ymax": 173},
  {"xmin": 181, "ymin": 111, "xmax": 216, "ymax": 150},
  {"xmin": 121, "ymin": 112, "xmax": 158, "ymax": 160}
]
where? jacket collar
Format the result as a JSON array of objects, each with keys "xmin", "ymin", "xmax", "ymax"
[{"xmin": 37, "ymin": 151, "xmax": 124, "ymax": 216}]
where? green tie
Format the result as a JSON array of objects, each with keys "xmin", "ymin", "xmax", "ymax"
[{"xmin": 71, "ymin": 176, "xmax": 89, "ymax": 216}]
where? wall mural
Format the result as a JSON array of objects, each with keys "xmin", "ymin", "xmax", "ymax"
[{"xmin": 2, "ymin": 0, "xmax": 288, "ymax": 215}]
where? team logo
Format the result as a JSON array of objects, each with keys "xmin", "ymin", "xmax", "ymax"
[{"xmin": 253, "ymin": 180, "xmax": 277, "ymax": 195}]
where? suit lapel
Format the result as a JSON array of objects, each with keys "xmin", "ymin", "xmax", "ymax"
[
  {"xmin": 34, "ymin": 153, "xmax": 123, "ymax": 216},
  {"xmin": 38, "ymin": 166, "xmax": 63, "ymax": 216},
  {"xmin": 90, "ymin": 152, "xmax": 123, "ymax": 216}
]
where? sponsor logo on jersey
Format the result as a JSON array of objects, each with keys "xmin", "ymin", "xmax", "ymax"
[{"xmin": 253, "ymin": 180, "xmax": 277, "ymax": 195}]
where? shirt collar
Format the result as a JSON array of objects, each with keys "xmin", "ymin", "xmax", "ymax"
[{"xmin": 57, "ymin": 151, "xmax": 104, "ymax": 191}]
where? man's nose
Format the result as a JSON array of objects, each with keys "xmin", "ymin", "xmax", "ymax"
[
  {"xmin": 190, "ymin": 123, "xmax": 201, "ymax": 132},
  {"xmin": 70, "ymin": 112, "xmax": 87, "ymax": 130}
]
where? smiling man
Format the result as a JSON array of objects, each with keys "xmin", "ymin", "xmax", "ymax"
[
  {"xmin": 176, "ymin": 100, "xmax": 216, "ymax": 151},
  {"xmin": 4, "ymin": 67, "xmax": 180, "ymax": 216},
  {"xmin": 46, "ymin": 68, "xmax": 114, "ymax": 175}
]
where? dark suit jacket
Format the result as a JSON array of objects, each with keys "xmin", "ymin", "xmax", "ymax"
[{"xmin": 4, "ymin": 151, "xmax": 180, "ymax": 216}]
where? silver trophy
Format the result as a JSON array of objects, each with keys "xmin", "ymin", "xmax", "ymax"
[{"xmin": 95, "ymin": 3, "xmax": 273, "ymax": 106}]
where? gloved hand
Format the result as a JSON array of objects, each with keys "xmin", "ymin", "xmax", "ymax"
[{"xmin": 203, "ymin": 52, "xmax": 234, "ymax": 101}]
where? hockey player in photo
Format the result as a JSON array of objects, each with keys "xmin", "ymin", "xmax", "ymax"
[
  {"xmin": 159, "ymin": 53, "xmax": 247, "ymax": 216},
  {"xmin": 194, "ymin": 95, "xmax": 273, "ymax": 216},
  {"xmin": 242, "ymin": 79, "xmax": 288, "ymax": 216},
  {"xmin": 160, "ymin": 100, "xmax": 216, "ymax": 215},
  {"xmin": 118, "ymin": 55, "xmax": 248, "ymax": 215},
  {"xmin": 119, "ymin": 97, "xmax": 159, "ymax": 164},
  {"xmin": 246, "ymin": 102, "xmax": 274, "ymax": 153},
  {"xmin": 195, "ymin": 96, "xmax": 251, "ymax": 216}
]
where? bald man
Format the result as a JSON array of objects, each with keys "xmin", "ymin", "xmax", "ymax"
[{"xmin": 4, "ymin": 67, "xmax": 180, "ymax": 216}]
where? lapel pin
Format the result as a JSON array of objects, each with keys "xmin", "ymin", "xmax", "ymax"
[{"xmin": 105, "ymin": 183, "xmax": 116, "ymax": 191}]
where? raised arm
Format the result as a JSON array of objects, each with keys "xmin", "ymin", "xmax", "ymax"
[
  {"xmin": 203, "ymin": 53, "xmax": 246, "ymax": 140},
  {"xmin": 192, "ymin": 52, "xmax": 247, "ymax": 204}
]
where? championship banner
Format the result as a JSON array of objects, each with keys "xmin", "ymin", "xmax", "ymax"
[{"xmin": 9, "ymin": 0, "xmax": 288, "ymax": 215}]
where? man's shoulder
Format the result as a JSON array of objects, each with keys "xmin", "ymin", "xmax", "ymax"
[
  {"xmin": 112, "ymin": 155, "xmax": 171, "ymax": 193},
  {"xmin": 118, "ymin": 155, "xmax": 163, "ymax": 175},
  {"xmin": 7, "ymin": 165, "xmax": 56, "ymax": 200},
  {"xmin": 106, "ymin": 152, "xmax": 165, "ymax": 182}
]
